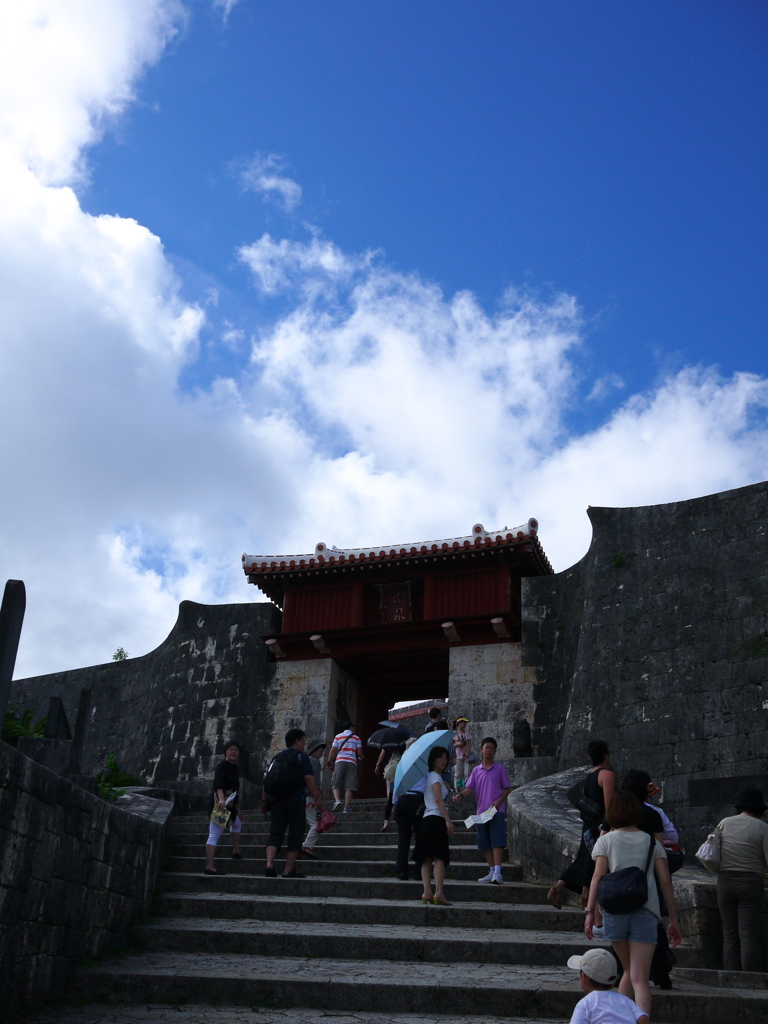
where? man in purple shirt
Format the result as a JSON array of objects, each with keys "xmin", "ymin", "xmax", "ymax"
[{"xmin": 454, "ymin": 736, "xmax": 511, "ymax": 884}]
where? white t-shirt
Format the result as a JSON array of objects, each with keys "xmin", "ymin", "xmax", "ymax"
[
  {"xmin": 424, "ymin": 770, "xmax": 448, "ymax": 818},
  {"xmin": 591, "ymin": 829, "xmax": 667, "ymax": 920},
  {"xmin": 569, "ymin": 990, "xmax": 646, "ymax": 1023}
]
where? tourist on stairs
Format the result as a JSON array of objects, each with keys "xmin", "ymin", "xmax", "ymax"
[
  {"xmin": 204, "ymin": 740, "xmax": 243, "ymax": 875},
  {"xmin": 548, "ymin": 739, "xmax": 614, "ymax": 909},
  {"xmin": 301, "ymin": 740, "xmax": 326, "ymax": 860},
  {"xmin": 414, "ymin": 745, "xmax": 455, "ymax": 905},
  {"xmin": 585, "ymin": 790, "xmax": 682, "ymax": 1018},
  {"xmin": 263, "ymin": 728, "xmax": 322, "ymax": 878},
  {"xmin": 715, "ymin": 787, "xmax": 768, "ymax": 973},
  {"xmin": 454, "ymin": 736, "xmax": 511, "ymax": 884},
  {"xmin": 327, "ymin": 721, "xmax": 363, "ymax": 813}
]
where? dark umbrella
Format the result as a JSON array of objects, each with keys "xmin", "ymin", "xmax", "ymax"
[
  {"xmin": 367, "ymin": 725, "xmax": 413, "ymax": 749},
  {"xmin": 378, "ymin": 719, "xmax": 415, "ymax": 732}
]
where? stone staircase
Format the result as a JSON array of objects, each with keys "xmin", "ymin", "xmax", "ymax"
[{"xmin": 42, "ymin": 798, "xmax": 768, "ymax": 1023}]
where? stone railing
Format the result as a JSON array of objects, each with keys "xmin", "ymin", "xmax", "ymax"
[{"xmin": 0, "ymin": 740, "xmax": 173, "ymax": 1014}]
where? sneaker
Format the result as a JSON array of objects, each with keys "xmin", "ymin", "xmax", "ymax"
[
  {"xmin": 491, "ymin": 871, "xmax": 504, "ymax": 885},
  {"xmin": 342, "ymin": 808, "xmax": 350, "ymax": 814},
  {"xmin": 478, "ymin": 871, "xmax": 494, "ymax": 883},
  {"xmin": 332, "ymin": 800, "xmax": 342, "ymax": 811}
]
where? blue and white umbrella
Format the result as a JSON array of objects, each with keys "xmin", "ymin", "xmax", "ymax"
[{"xmin": 393, "ymin": 730, "xmax": 455, "ymax": 797}]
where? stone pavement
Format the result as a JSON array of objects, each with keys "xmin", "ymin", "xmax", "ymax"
[
  {"xmin": 21, "ymin": 1008, "xmax": 563, "ymax": 1024},
  {"xmin": 33, "ymin": 799, "xmax": 768, "ymax": 1023}
]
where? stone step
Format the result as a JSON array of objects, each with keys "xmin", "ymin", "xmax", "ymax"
[
  {"xmin": 159, "ymin": 871, "xmax": 544, "ymax": 903},
  {"xmin": 163, "ymin": 855, "xmax": 521, "ymax": 881},
  {"xmin": 134, "ymin": 917, "xmax": 613, "ymax": 965},
  {"xmin": 18, "ymin": 1003, "xmax": 567, "ymax": 1024},
  {"xmin": 72, "ymin": 952, "xmax": 768, "ymax": 1023},
  {"xmin": 171, "ymin": 842, "xmax": 477, "ymax": 860},
  {"xmin": 174, "ymin": 829, "xmax": 480, "ymax": 845},
  {"xmin": 152, "ymin": 892, "xmax": 585, "ymax": 931},
  {"xmin": 170, "ymin": 818, "xmax": 477, "ymax": 835},
  {"xmin": 174, "ymin": 807, "xmax": 430, "ymax": 823}
]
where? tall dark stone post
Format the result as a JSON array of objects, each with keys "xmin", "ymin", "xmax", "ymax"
[
  {"xmin": 0, "ymin": 579, "xmax": 26, "ymax": 731},
  {"xmin": 69, "ymin": 688, "xmax": 92, "ymax": 775}
]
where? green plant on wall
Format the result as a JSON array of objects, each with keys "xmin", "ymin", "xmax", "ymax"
[
  {"xmin": 611, "ymin": 552, "xmax": 626, "ymax": 568},
  {"xmin": 112, "ymin": 647, "xmax": 128, "ymax": 661},
  {"xmin": 2, "ymin": 708, "xmax": 46, "ymax": 748},
  {"xmin": 95, "ymin": 753, "xmax": 144, "ymax": 803}
]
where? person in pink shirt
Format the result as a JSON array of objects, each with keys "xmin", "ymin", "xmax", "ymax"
[{"xmin": 454, "ymin": 736, "xmax": 511, "ymax": 884}]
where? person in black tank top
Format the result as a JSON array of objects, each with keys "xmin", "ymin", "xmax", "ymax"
[{"xmin": 548, "ymin": 740, "xmax": 615, "ymax": 910}]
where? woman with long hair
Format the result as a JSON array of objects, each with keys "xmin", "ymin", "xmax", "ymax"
[
  {"xmin": 585, "ymin": 790, "xmax": 682, "ymax": 1017},
  {"xmin": 414, "ymin": 745, "xmax": 455, "ymax": 905}
]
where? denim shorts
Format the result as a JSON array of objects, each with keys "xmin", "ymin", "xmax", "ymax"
[
  {"xmin": 603, "ymin": 907, "xmax": 658, "ymax": 944},
  {"xmin": 476, "ymin": 812, "xmax": 506, "ymax": 851}
]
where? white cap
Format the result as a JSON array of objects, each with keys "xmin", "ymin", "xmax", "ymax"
[{"xmin": 566, "ymin": 948, "xmax": 618, "ymax": 985}]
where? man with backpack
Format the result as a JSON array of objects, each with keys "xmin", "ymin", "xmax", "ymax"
[{"xmin": 263, "ymin": 728, "xmax": 322, "ymax": 878}]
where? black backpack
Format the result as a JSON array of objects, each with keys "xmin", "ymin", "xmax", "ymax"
[
  {"xmin": 598, "ymin": 834, "xmax": 656, "ymax": 914},
  {"xmin": 264, "ymin": 748, "xmax": 305, "ymax": 798}
]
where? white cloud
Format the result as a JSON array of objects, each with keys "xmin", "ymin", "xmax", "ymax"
[
  {"xmin": 1, "ymin": 2, "xmax": 767, "ymax": 684},
  {"xmin": 587, "ymin": 372, "xmax": 625, "ymax": 402},
  {"xmin": 212, "ymin": 0, "xmax": 241, "ymax": 20},
  {"xmin": 239, "ymin": 152, "xmax": 302, "ymax": 212},
  {"xmin": 0, "ymin": 1, "xmax": 183, "ymax": 186},
  {"xmin": 239, "ymin": 232, "xmax": 371, "ymax": 294}
]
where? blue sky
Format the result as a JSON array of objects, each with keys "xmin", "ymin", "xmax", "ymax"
[
  {"xmin": 1, "ymin": 1, "xmax": 767, "ymax": 676},
  {"xmin": 87, "ymin": 1, "xmax": 768, "ymax": 420}
]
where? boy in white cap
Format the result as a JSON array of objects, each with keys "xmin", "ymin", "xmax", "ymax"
[{"xmin": 566, "ymin": 949, "xmax": 648, "ymax": 1023}]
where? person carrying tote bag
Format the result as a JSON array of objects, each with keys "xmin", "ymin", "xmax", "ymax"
[{"xmin": 584, "ymin": 790, "xmax": 681, "ymax": 1019}]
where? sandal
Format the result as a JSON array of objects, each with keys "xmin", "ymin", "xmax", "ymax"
[
  {"xmin": 421, "ymin": 894, "xmax": 434, "ymax": 904},
  {"xmin": 547, "ymin": 887, "xmax": 562, "ymax": 909},
  {"xmin": 204, "ymin": 867, "xmax": 225, "ymax": 876},
  {"xmin": 432, "ymin": 895, "xmax": 452, "ymax": 906}
]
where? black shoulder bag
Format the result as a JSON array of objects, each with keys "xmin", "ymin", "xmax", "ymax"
[{"xmin": 598, "ymin": 834, "xmax": 656, "ymax": 915}]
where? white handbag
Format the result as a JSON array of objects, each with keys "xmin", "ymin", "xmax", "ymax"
[{"xmin": 695, "ymin": 822, "xmax": 723, "ymax": 873}]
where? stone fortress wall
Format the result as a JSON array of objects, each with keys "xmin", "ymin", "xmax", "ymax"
[
  {"xmin": 9, "ymin": 601, "xmax": 280, "ymax": 784},
  {"xmin": 0, "ymin": 740, "xmax": 173, "ymax": 1013},
  {"xmin": 520, "ymin": 480, "xmax": 768, "ymax": 853}
]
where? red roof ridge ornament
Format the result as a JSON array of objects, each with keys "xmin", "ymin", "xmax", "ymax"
[{"xmin": 241, "ymin": 518, "xmax": 544, "ymax": 575}]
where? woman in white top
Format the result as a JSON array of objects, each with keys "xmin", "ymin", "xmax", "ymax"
[
  {"xmin": 585, "ymin": 790, "xmax": 682, "ymax": 1017},
  {"xmin": 716, "ymin": 787, "xmax": 768, "ymax": 972},
  {"xmin": 414, "ymin": 746, "xmax": 455, "ymax": 905}
]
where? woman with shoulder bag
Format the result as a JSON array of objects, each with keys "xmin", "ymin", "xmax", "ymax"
[{"xmin": 585, "ymin": 790, "xmax": 682, "ymax": 1017}]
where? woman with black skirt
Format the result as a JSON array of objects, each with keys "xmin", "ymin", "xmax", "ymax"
[{"xmin": 414, "ymin": 745, "xmax": 455, "ymax": 905}]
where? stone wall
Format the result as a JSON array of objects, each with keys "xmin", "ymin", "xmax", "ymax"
[
  {"xmin": 521, "ymin": 480, "xmax": 768, "ymax": 853},
  {"xmin": 9, "ymin": 601, "xmax": 281, "ymax": 785},
  {"xmin": 266, "ymin": 657, "xmax": 358, "ymax": 794},
  {"xmin": 448, "ymin": 642, "xmax": 535, "ymax": 765},
  {"xmin": 0, "ymin": 741, "xmax": 173, "ymax": 1013}
]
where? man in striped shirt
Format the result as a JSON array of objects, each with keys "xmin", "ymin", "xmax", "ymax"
[{"xmin": 327, "ymin": 721, "xmax": 364, "ymax": 813}]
